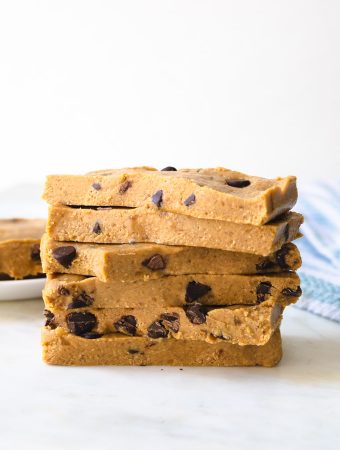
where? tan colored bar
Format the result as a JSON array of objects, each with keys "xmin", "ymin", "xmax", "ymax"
[
  {"xmin": 43, "ymin": 167, "xmax": 297, "ymax": 225},
  {"xmin": 42, "ymin": 327, "xmax": 282, "ymax": 367},
  {"xmin": 43, "ymin": 272, "xmax": 301, "ymax": 309},
  {"xmin": 45, "ymin": 302, "xmax": 283, "ymax": 346},
  {"xmin": 41, "ymin": 234, "xmax": 302, "ymax": 282},
  {"xmin": 0, "ymin": 219, "xmax": 45, "ymax": 279},
  {"xmin": 47, "ymin": 206, "xmax": 303, "ymax": 255}
]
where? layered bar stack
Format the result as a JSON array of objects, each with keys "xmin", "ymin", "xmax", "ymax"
[{"xmin": 41, "ymin": 167, "xmax": 303, "ymax": 367}]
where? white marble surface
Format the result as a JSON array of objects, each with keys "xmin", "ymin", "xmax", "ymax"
[{"xmin": 0, "ymin": 301, "xmax": 339, "ymax": 450}]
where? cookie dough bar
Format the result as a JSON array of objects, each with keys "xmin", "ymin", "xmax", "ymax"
[
  {"xmin": 43, "ymin": 272, "xmax": 301, "ymax": 309},
  {"xmin": 42, "ymin": 327, "xmax": 282, "ymax": 367},
  {"xmin": 0, "ymin": 218, "xmax": 45, "ymax": 279},
  {"xmin": 47, "ymin": 206, "xmax": 303, "ymax": 255},
  {"xmin": 45, "ymin": 302, "xmax": 283, "ymax": 346},
  {"xmin": 41, "ymin": 234, "xmax": 302, "ymax": 282},
  {"xmin": 43, "ymin": 167, "xmax": 297, "ymax": 225}
]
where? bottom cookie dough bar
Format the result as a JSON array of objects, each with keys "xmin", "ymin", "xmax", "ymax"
[
  {"xmin": 0, "ymin": 218, "xmax": 45, "ymax": 279},
  {"xmin": 42, "ymin": 327, "xmax": 282, "ymax": 367}
]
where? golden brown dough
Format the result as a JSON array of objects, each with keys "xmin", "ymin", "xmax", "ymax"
[
  {"xmin": 0, "ymin": 218, "xmax": 45, "ymax": 279},
  {"xmin": 45, "ymin": 302, "xmax": 283, "ymax": 346},
  {"xmin": 41, "ymin": 234, "xmax": 302, "ymax": 282},
  {"xmin": 43, "ymin": 167, "xmax": 297, "ymax": 225},
  {"xmin": 47, "ymin": 206, "xmax": 303, "ymax": 255},
  {"xmin": 43, "ymin": 272, "xmax": 301, "ymax": 309},
  {"xmin": 42, "ymin": 327, "xmax": 283, "ymax": 367}
]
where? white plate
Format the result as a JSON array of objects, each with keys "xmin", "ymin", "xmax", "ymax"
[{"xmin": 0, "ymin": 278, "xmax": 45, "ymax": 301}]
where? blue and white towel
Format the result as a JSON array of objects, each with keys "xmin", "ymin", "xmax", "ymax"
[{"xmin": 295, "ymin": 180, "xmax": 340, "ymax": 323}]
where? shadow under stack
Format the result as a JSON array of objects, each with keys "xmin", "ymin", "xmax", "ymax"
[{"xmin": 41, "ymin": 167, "xmax": 303, "ymax": 367}]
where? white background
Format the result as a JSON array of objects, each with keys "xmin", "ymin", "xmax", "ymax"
[{"xmin": 0, "ymin": 0, "xmax": 339, "ymax": 192}]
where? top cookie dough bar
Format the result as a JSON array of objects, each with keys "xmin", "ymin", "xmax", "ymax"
[{"xmin": 43, "ymin": 167, "xmax": 297, "ymax": 225}]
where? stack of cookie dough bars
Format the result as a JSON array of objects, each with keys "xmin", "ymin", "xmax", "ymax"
[
  {"xmin": 41, "ymin": 167, "xmax": 303, "ymax": 367},
  {"xmin": 0, "ymin": 219, "xmax": 45, "ymax": 280}
]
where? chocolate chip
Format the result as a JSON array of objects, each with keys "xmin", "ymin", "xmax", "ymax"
[
  {"xmin": 282, "ymin": 286, "xmax": 302, "ymax": 297},
  {"xmin": 184, "ymin": 194, "xmax": 196, "ymax": 207},
  {"xmin": 44, "ymin": 309, "xmax": 56, "ymax": 328},
  {"xmin": 276, "ymin": 245, "xmax": 290, "ymax": 270},
  {"xmin": 92, "ymin": 183, "xmax": 101, "ymax": 191},
  {"xmin": 142, "ymin": 254, "xmax": 166, "ymax": 271},
  {"xmin": 128, "ymin": 349, "xmax": 140, "ymax": 354},
  {"xmin": 160, "ymin": 313, "xmax": 180, "ymax": 333},
  {"xmin": 114, "ymin": 315, "xmax": 137, "ymax": 336},
  {"xmin": 225, "ymin": 179, "xmax": 251, "ymax": 188},
  {"xmin": 152, "ymin": 190, "xmax": 163, "ymax": 207},
  {"xmin": 80, "ymin": 332, "xmax": 103, "ymax": 339},
  {"xmin": 57, "ymin": 286, "xmax": 70, "ymax": 296},
  {"xmin": 52, "ymin": 246, "xmax": 76, "ymax": 268},
  {"xmin": 66, "ymin": 312, "xmax": 97, "ymax": 335},
  {"xmin": 0, "ymin": 273, "xmax": 12, "ymax": 280},
  {"xmin": 161, "ymin": 166, "xmax": 177, "ymax": 171},
  {"xmin": 119, "ymin": 180, "xmax": 132, "ymax": 194},
  {"xmin": 256, "ymin": 282, "xmax": 272, "ymax": 303},
  {"xmin": 67, "ymin": 292, "xmax": 94, "ymax": 309},
  {"xmin": 92, "ymin": 222, "xmax": 102, "ymax": 234},
  {"xmin": 147, "ymin": 320, "xmax": 169, "ymax": 339},
  {"xmin": 185, "ymin": 281, "xmax": 211, "ymax": 302},
  {"xmin": 256, "ymin": 259, "xmax": 276, "ymax": 272},
  {"xmin": 184, "ymin": 304, "xmax": 206, "ymax": 324},
  {"xmin": 31, "ymin": 244, "xmax": 41, "ymax": 262}
]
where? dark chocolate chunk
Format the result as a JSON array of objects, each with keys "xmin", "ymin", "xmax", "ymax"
[
  {"xmin": 184, "ymin": 304, "xmax": 206, "ymax": 324},
  {"xmin": 256, "ymin": 282, "xmax": 272, "ymax": 303},
  {"xmin": 92, "ymin": 183, "xmax": 102, "ymax": 191},
  {"xmin": 275, "ymin": 245, "xmax": 290, "ymax": 270},
  {"xmin": 184, "ymin": 194, "xmax": 196, "ymax": 207},
  {"xmin": 185, "ymin": 281, "xmax": 211, "ymax": 302},
  {"xmin": 161, "ymin": 166, "xmax": 177, "ymax": 171},
  {"xmin": 119, "ymin": 180, "xmax": 132, "ymax": 194},
  {"xmin": 160, "ymin": 313, "xmax": 180, "ymax": 333},
  {"xmin": 282, "ymin": 286, "xmax": 302, "ymax": 297},
  {"xmin": 0, "ymin": 273, "xmax": 13, "ymax": 280},
  {"xmin": 151, "ymin": 190, "xmax": 163, "ymax": 207},
  {"xmin": 114, "ymin": 315, "xmax": 137, "ymax": 336},
  {"xmin": 225, "ymin": 179, "xmax": 251, "ymax": 188},
  {"xmin": 142, "ymin": 254, "xmax": 166, "ymax": 271},
  {"xmin": 67, "ymin": 291, "xmax": 94, "ymax": 309},
  {"xmin": 31, "ymin": 244, "xmax": 41, "ymax": 262},
  {"xmin": 92, "ymin": 222, "xmax": 102, "ymax": 234},
  {"xmin": 256, "ymin": 259, "xmax": 276, "ymax": 272},
  {"xmin": 147, "ymin": 320, "xmax": 169, "ymax": 339},
  {"xmin": 128, "ymin": 348, "xmax": 140, "ymax": 354},
  {"xmin": 52, "ymin": 246, "xmax": 76, "ymax": 268},
  {"xmin": 44, "ymin": 309, "xmax": 56, "ymax": 328},
  {"xmin": 57, "ymin": 286, "xmax": 70, "ymax": 296},
  {"xmin": 80, "ymin": 332, "xmax": 103, "ymax": 339},
  {"xmin": 66, "ymin": 312, "xmax": 97, "ymax": 335}
]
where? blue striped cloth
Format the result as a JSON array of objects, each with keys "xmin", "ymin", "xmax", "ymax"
[{"xmin": 295, "ymin": 180, "xmax": 340, "ymax": 323}]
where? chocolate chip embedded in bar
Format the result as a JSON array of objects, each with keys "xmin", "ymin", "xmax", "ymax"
[
  {"xmin": 41, "ymin": 235, "xmax": 302, "ymax": 282},
  {"xmin": 47, "ymin": 206, "xmax": 303, "ymax": 255},
  {"xmin": 0, "ymin": 218, "xmax": 46, "ymax": 279},
  {"xmin": 43, "ymin": 167, "xmax": 298, "ymax": 225},
  {"xmin": 43, "ymin": 272, "xmax": 301, "ymax": 310},
  {"xmin": 42, "ymin": 327, "xmax": 283, "ymax": 367},
  {"xmin": 48, "ymin": 302, "xmax": 284, "ymax": 346}
]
